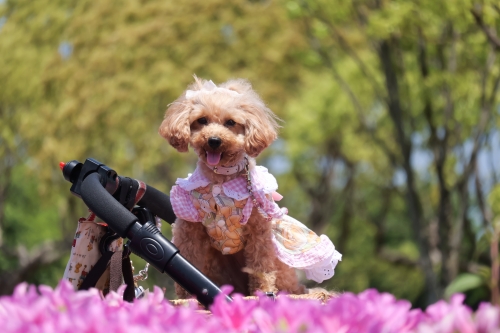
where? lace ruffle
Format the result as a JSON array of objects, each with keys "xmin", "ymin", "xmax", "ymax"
[
  {"xmin": 176, "ymin": 170, "xmax": 210, "ymax": 191},
  {"xmin": 251, "ymin": 166, "xmax": 278, "ymax": 194},
  {"xmin": 303, "ymin": 249, "xmax": 342, "ymax": 283}
]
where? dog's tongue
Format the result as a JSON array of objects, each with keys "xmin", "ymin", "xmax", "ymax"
[{"xmin": 206, "ymin": 151, "xmax": 222, "ymax": 166}]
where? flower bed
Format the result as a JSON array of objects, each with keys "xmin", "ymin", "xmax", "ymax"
[{"xmin": 0, "ymin": 281, "xmax": 498, "ymax": 332}]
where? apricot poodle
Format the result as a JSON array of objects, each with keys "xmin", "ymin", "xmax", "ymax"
[{"xmin": 159, "ymin": 77, "xmax": 341, "ymax": 298}]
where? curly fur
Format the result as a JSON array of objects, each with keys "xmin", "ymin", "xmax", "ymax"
[{"xmin": 160, "ymin": 77, "xmax": 306, "ymax": 297}]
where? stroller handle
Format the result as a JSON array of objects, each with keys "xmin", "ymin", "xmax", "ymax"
[{"xmin": 63, "ymin": 159, "xmax": 229, "ymax": 308}]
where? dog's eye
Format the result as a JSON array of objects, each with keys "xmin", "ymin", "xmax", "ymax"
[
  {"xmin": 225, "ymin": 119, "xmax": 236, "ymax": 127},
  {"xmin": 197, "ymin": 117, "xmax": 208, "ymax": 125}
]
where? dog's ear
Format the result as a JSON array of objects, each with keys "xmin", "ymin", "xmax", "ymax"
[
  {"xmin": 221, "ymin": 79, "xmax": 280, "ymax": 157},
  {"xmin": 242, "ymin": 102, "xmax": 280, "ymax": 158},
  {"xmin": 159, "ymin": 99, "xmax": 192, "ymax": 152}
]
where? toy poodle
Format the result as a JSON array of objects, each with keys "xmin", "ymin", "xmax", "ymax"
[{"xmin": 159, "ymin": 77, "xmax": 341, "ymax": 298}]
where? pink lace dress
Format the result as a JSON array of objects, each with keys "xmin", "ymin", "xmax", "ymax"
[{"xmin": 170, "ymin": 165, "xmax": 342, "ymax": 283}]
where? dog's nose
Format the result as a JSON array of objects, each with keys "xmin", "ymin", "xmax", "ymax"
[{"xmin": 208, "ymin": 137, "xmax": 222, "ymax": 149}]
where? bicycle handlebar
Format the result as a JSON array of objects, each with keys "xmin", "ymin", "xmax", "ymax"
[{"xmin": 63, "ymin": 158, "xmax": 229, "ymax": 308}]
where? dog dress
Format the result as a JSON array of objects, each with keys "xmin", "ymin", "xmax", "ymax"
[{"xmin": 170, "ymin": 165, "xmax": 342, "ymax": 283}]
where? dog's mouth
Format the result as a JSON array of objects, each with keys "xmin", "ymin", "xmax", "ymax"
[{"xmin": 206, "ymin": 151, "xmax": 222, "ymax": 166}]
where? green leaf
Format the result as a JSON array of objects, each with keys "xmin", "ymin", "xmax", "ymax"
[{"xmin": 444, "ymin": 273, "xmax": 485, "ymax": 299}]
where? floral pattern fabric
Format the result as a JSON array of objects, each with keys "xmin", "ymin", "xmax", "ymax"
[
  {"xmin": 171, "ymin": 165, "xmax": 342, "ymax": 283},
  {"xmin": 63, "ymin": 215, "xmax": 123, "ymax": 291},
  {"xmin": 190, "ymin": 183, "xmax": 246, "ymax": 254}
]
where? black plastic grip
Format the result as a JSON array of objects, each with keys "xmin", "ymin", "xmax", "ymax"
[
  {"xmin": 127, "ymin": 221, "xmax": 179, "ymax": 272},
  {"xmin": 127, "ymin": 221, "xmax": 226, "ymax": 306},
  {"xmin": 166, "ymin": 254, "xmax": 229, "ymax": 306},
  {"xmin": 79, "ymin": 172, "xmax": 227, "ymax": 307},
  {"xmin": 81, "ymin": 173, "xmax": 139, "ymax": 237},
  {"xmin": 137, "ymin": 185, "xmax": 177, "ymax": 224}
]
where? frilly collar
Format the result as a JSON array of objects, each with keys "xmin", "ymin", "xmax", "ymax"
[
  {"xmin": 175, "ymin": 165, "xmax": 278, "ymax": 201},
  {"xmin": 175, "ymin": 167, "xmax": 220, "ymax": 191}
]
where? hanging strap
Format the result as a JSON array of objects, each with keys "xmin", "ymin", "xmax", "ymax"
[
  {"xmin": 78, "ymin": 251, "xmax": 114, "ymax": 291},
  {"xmin": 78, "ymin": 245, "xmax": 135, "ymax": 302},
  {"xmin": 78, "ymin": 179, "xmax": 147, "ymax": 302},
  {"xmin": 109, "ymin": 251, "xmax": 123, "ymax": 292},
  {"xmin": 121, "ymin": 249, "xmax": 135, "ymax": 302}
]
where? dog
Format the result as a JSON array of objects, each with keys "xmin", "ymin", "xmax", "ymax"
[{"xmin": 159, "ymin": 77, "xmax": 341, "ymax": 298}]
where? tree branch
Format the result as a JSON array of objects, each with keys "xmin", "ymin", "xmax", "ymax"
[
  {"xmin": 370, "ymin": 186, "xmax": 394, "ymax": 253},
  {"xmin": 471, "ymin": 8, "xmax": 500, "ymax": 50},
  {"xmin": 418, "ymin": 26, "xmax": 459, "ymax": 287},
  {"xmin": 315, "ymin": 14, "xmax": 386, "ymax": 99},
  {"xmin": 446, "ymin": 54, "xmax": 500, "ymax": 283},
  {"xmin": 334, "ymin": 166, "xmax": 355, "ymax": 253},
  {"xmin": 459, "ymin": 69, "xmax": 500, "ymax": 187},
  {"xmin": 0, "ymin": 240, "xmax": 70, "ymax": 295},
  {"xmin": 301, "ymin": 19, "xmax": 399, "ymax": 167},
  {"xmin": 475, "ymin": 159, "xmax": 491, "ymax": 229},
  {"xmin": 378, "ymin": 38, "xmax": 441, "ymax": 302}
]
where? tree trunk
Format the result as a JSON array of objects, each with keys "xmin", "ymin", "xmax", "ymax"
[{"xmin": 378, "ymin": 39, "xmax": 441, "ymax": 304}]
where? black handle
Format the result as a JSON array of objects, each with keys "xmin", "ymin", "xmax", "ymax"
[
  {"xmin": 81, "ymin": 173, "xmax": 138, "ymax": 237},
  {"xmin": 136, "ymin": 183, "xmax": 177, "ymax": 224},
  {"xmin": 80, "ymin": 172, "xmax": 227, "ymax": 307}
]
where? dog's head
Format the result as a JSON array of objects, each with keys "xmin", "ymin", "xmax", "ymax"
[{"xmin": 159, "ymin": 77, "xmax": 279, "ymax": 166}]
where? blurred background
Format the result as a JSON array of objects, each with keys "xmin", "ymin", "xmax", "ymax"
[{"xmin": 1, "ymin": 0, "xmax": 500, "ymax": 309}]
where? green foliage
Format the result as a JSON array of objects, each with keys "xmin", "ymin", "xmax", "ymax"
[
  {"xmin": 1, "ymin": 0, "xmax": 500, "ymax": 307},
  {"xmin": 279, "ymin": 0, "xmax": 500, "ymax": 306},
  {"xmin": 489, "ymin": 185, "xmax": 500, "ymax": 218},
  {"xmin": 4, "ymin": 166, "xmax": 61, "ymax": 247},
  {"xmin": 445, "ymin": 273, "xmax": 485, "ymax": 299},
  {"xmin": 0, "ymin": 165, "xmax": 68, "ymax": 288},
  {"xmin": 0, "ymin": 0, "xmax": 308, "ymax": 295},
  {"xmin": 30, "ymin": 0, "xmax": 306, "ymax": 184}
]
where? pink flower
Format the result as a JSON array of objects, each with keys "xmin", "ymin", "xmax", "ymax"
[
  {"xmin": 317, "ymin": 289, "xmax": 421, "ymax": 333},
  {"xmin": 0, "ymin": 280, "xmax": 499, "ymax": 332},
  {"xmin": 210, "ymin": 285, "xmax": 257, "ymax": 331},
  {"xmin": 419, "ymin": 294, "xmax": 476, "ymax": 333},
  {"xmin": 475, "ymin": 302, "xmax": 500, "ymax": 333}
]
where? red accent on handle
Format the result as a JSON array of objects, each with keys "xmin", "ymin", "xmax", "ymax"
[{"xmin": 59, "ymin": 162, "xmax": 66, "ymax": 170}]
